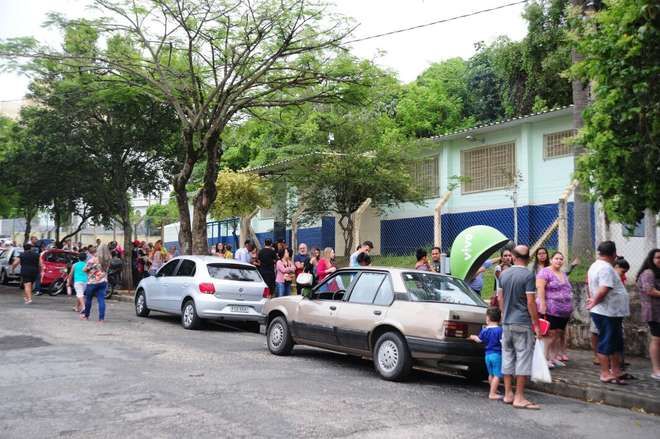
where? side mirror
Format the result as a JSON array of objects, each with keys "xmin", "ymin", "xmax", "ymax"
[{"xmin": 296, "ymin": 273, "xmax": 313, "ymax": 287}]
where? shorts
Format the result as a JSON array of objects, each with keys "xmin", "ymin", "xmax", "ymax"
[
  {"xmin": 649, "ymin": 321, "xmax": 660, "ymax": 337},
  {"xmin": 74, "ymin": 282, "xmax": 86, "ymax": 298},
  {"xmin": 546, "ymin": 314, "xmax": 570, "ymax": 331},
  {"xmin": 485, "ymin": 352, "xmax": 503, "ymax": 378},
  {"xmin": 590, "ymin": 313, "xmax": 623, "ymax": 355},
  {"xmin": 21, "ymin": 272, "xmax": 37, "ymax": 283},
  {"xmin": 501, "ymin": 324, "xmax": 535, "ymax": 376},
  {"xmin": 590, "ymin": 316, "xmax": 599, "ymax": 335}
]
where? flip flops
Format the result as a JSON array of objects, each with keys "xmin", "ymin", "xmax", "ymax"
[
  {"xmin": 600, "ymin": 378, "xmax": 627, "ymax": 385},
  {"xmin": 513, "ymin": 402, "xmax": 541, "ymax": 410}
]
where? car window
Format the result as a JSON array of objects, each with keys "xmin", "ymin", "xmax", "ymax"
[
  {"xmin": 315, "ymin": 271, "xmax": 358, "ymax": 298},
  {"xmin": 402, "ymin": 272, "xmax": 485, "ymax": 306},
  {"xmin": 373, "ymin": 277, "xmax": 394, "ymax": 306},
  {"xmin": 44, "ymin": 252, "xmax": 77, "ymax": 264},
  {"xmin": 158, "ymin": 260, "xmax": 179, "ymax": 277},
  {"xmin": 348, "ymin": 272, "xmax": 387, "ymax": 304},
  {"xmin": 207, "ymin": 263, "xmax": 262, "ymax": 282},
  {"xmin": 0, "ymin": 250, "xmax": 6, "ymax": 260},
  {"xmin": 176, "ymin": 259, "xmax": 196, "ymax": 277}
]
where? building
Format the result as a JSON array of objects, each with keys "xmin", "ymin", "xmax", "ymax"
[{"xmin": 164, "ymin": 106, "xmax": 658, "ymax": 272}]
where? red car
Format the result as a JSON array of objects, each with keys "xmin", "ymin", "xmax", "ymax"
[{"xmin": 40, "ymin": 249, "xmax": 79, "ymax": 294}]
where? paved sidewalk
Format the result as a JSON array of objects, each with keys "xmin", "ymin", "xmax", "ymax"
[{"xmin": 528, "ymin": 349, "xmax": 660, "ymax": 415}]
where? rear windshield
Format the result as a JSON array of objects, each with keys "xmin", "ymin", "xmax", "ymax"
[
  {"xmin": 402, "ymin": 272, "xmax": 485, "ymax": 307},
  {"xmin": 207, "ymin": 264, "xmax": 262, "ymax": 282},
  {"xmin": 44, "ymin": 252, "xmax": 78, "ymax": 264}
]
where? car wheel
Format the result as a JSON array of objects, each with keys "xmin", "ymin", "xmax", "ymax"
[
  {"xmin": 0, "ymin": 270, "xmax": 7, "ymax": 285},
  {"xmin": 135, "ymin": 290, "xmax": 150, "ymax": 317},
  {"xmin": 267, "ymin": 316, "xmax": 293, "ymax": 356},
  {"xmin": 465, "ymin": 365, "xmax": 488, "ymax": 383},
  {"xmin": 48, "ymin": 279, "xmax": 65, "ymax": 296},
  {"xmin": 181, "ymin": 299, "xmax": 203, "ymax": 330},
  {"xmin": 373, "ymin": 331, "xmax": 413, "ymax": 381}
]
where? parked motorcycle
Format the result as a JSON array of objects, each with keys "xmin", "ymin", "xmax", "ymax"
[
  {"xmin": 48, "ymin": 266, "xmax": 70, "ymax": 296},
  {"xmin": 106, "ymin": 257, "xmax": 123, "ymax": 299}
]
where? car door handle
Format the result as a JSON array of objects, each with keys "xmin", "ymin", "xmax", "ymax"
[
  {"xmin": 329, "ymin": 306, "xmax": 337, "ymax": 311},
  {"xmin": 373, "ymin": 310, "xmax": 382, "ymax": 316}
]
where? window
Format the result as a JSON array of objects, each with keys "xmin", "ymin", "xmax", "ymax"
[
  {"xmin": 176, "ymin": 259, "xmax": 196, "ymax": 277},
  {"xmin": 158, "ymin": 260, "xmax": 179, "ymax": 277},
  {"xmin": 543, "ymin": 130, "xmax": 576, "ymax": 159},
  {"xmin": 207, "ymin": 263, "xmax": 261, "ymax": 282},
  {"xmin": 373, "ymin": 277, "xmax": 394, "ymax": 306},
  {"xmin": 315, "ymin": 271, "xmax": 358, "ymax": 299},
  {"xmin": 349, "ymin": 272, "xmax": 387, "ymax": 304},
  {"xmin": 402, "ymin": 272, "xmax": 484, "ymax": 306},
  {"xmin": 410, "ymin": 156, "xmax": 439, "ymax": 198},
  {"xmin": 461, "ymin": 142, "xmax": 515, "ymax": 193}
]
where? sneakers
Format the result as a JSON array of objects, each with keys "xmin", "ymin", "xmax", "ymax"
[{"xmin": 651, "ymin": 373, "xmax": 660, "ymax": 381}]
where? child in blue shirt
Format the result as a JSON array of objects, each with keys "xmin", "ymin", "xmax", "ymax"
[{"xmin": 469, "ymin": 307, "xmax": 503, "ymax": 400}]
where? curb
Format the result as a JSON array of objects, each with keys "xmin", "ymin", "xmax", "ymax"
[
  {"xmin": 528, "ymin": 380, "xmax": 659, "ymax": 415},
  {"xmin": 107, "ymin": 294, "xmax": 133, "ymax": 303}
]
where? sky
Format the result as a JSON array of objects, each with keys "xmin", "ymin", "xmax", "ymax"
[{"xmin": 0, "ymin": 0, "xmax": 528, "ymax": 102}]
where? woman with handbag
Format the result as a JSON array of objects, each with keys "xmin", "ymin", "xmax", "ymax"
[{"xmin": 275, "ymin": 248, "xmax": 296, "ymax": 297}]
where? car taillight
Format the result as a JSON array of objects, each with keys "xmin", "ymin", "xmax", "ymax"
[
  {"xmin": 444, "ymin": 320, "xmax": 468, "ymax": 338},
  {"xmin": 263, "ymin": 287, "xmax": 271, "ymax": 298},
  {"xmin": 199, "ymin": 283, "xmax": 215, "ymax": 294}
]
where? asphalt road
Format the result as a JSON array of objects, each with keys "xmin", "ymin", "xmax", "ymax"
[{"xmin": 1, "ymin": 285, "xmax": 658, "ymax": 439}]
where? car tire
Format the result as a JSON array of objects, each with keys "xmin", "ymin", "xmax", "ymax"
[
  {"xmin": 466, "ymin": 365, "xmax": 488, "ymax": 383},
  {"xmin": 267, "ymin": 316, "xmax": 294, "ymax": 356},
  {"xmin": 135, "ymin": 290, "xmax": 150, "ymax": 317},
  {"xmin": 48, "ymin": 279, "xmax": 65, "ymax": 296},
  {"xmin": 181, "ymin": 299, "xmax": 203, "ymax": 330},
  {"xmin": 0, "ymin": 270, "xmax": 8, "ymax": 285},
  {"xmin": 373, "ymin": 331, "xmax": 413, "ymax": 381}
]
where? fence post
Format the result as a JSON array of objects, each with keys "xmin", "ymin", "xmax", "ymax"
[
  {"xmin": 434, "ymin": 191, "xmax": 452, "ymax": 250},
  {"xmin": 352, "ymin": 198, "xmax": 372, "ymax": 250},
  {"xmin": 291, "ymin": 202, "xmax": 305, "ymax": 253},
  {"xmin": 558, "ymin": 180, "xmax": 578, "ymax": 267}
]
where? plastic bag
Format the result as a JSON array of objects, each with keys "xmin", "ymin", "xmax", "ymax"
[{"xmin": 531, "ymin": 339, "xmax": 552, "ymax": 383}]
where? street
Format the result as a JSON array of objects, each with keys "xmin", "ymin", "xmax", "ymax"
[{"xmin": 1, "ymin": 285, "xmax": 658, "ymax": 439}]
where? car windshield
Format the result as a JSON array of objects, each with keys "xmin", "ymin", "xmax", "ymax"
[
  {"xmin": 45, "ymin": 252, "xmax": 78, "ymax": 264},
  {"xmin": 402, "ymin": 272, "xmax": 485, "ymax": 307},
  {"xmin": 207, "ymin": 264, "xmax": 262, "ymax": 282}
]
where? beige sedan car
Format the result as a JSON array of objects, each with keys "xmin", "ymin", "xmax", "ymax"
[{"xmin": 263, "ymin": 267, "xmax": 488, "ymax": 381}]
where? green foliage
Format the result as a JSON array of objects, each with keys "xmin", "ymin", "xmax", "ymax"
[
  {"xmin": 144, "ymin": 200, "xmax": 179, "ymax": 229},
  {"xmin": 211, "ymin": 170, "xmax": 271, "ymax": 220},
  {"xmin": 571, "ymin": 0, "xmax": 660, "ymax": 225}
]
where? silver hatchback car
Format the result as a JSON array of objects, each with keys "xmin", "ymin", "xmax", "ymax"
[{"xmin": 134, "ymin": 256, "xmax": 268, "ymax": 331}]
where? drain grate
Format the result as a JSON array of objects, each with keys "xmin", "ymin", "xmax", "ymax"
[{"xmin": 0, "ymin": 335, "xmax": 50, "ymax": 351}]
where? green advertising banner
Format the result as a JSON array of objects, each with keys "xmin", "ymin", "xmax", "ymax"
[{"xmin": 450, "ymin": 225, "xmax": 509, "ymax": 281}]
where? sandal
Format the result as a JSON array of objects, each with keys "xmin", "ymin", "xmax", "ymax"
[
  {"xmin": 600, "ymin": 378, "xmax": 627, "ymax": 385},
  {"xmin": 513, "ymin": 402, "xmax": 540, "ymax": 410},
  {"xmin": 617, "ymin": 373, "xmax": 636, "ymax": 380}
]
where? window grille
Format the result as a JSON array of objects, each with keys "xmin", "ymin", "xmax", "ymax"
[
  {"xmin": 410, "ymin": 156, "xmax": 439, "ymax": 198},
  {"xmin": 544, "ymin": 130, "xmax": 576, "ymax": 159},
  {"xmin": 461, "ymin": 142, "xmax": 516, "ymax": 193}
]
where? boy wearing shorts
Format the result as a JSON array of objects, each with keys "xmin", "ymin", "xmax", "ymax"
[
  {"xmin": 68, "ymin": 253, "xmax": 88, "ymax": 313},
  {"xmin": 469, "ymin": 307, "xmax": 504, "ymax": 400}
]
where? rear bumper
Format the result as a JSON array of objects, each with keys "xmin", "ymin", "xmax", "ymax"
[
  {"xmin": 196, "ymin": 297, "xmax": 266, "ymax": 322},
  {"xmin": 406, "ymin": 336, "xmax": 484, "ymax": 363}
]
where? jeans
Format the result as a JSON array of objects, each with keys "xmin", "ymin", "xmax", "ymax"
[
  {"xmin": 275, "ymin": 282, "xmax": 291, "ymax": 297},
  {"xmin": 84, "ymin": 282, "xmax": 107, "ymax": 320}
]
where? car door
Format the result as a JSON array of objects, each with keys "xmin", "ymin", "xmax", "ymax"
[
  {"xmin": 334, "ymin": 272, "xmax": 393, "ymax": 352},
  {"xmin": 149, "ymin": 259, "xmax": 180, "ymax": 311},
  {"xmin": 8, "ymin": 248, "xmax": 23, "ymax": 278},
  {"xmin": 165, "ymin": 258, "xmax": 196, "ymax": 313},
  {"xmin": 293, "ymin": 270, "xmax": 358, "ymax": 346}
]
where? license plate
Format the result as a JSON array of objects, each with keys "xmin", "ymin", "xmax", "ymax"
[{"xmin": 230, "ymin": 305, "xmax": 250, "ymax": 313}]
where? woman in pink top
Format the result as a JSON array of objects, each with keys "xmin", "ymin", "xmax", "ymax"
[
  {"xmin": 315, "ymin": 247, "xmax": 336, "ymax": 283},
  {"xmin": 275, "ymin": 248, "xmax": 296, "ymax": 297},
  {"xmin": 536, "ymin": 251, "xmax": 573, "ymax": 368}
]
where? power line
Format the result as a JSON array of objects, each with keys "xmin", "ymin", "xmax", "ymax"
[{"xmin": 343, "ymin": 0, "xmax": 528, "ymax": 45}]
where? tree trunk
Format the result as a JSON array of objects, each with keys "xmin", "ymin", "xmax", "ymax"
[
  {"xmin": 570, "ymin": 0, "xmax": 594, "ymax": 261},
  {"xmin": 54, "ymin": 205, "xmax": 61, "ymax": 245},
  {"xmin": 643, "ymin": 209, "xmax": 658, "ymax": 254},
  {"xmin": 191, "ymin": 132, "xmax": 221, "ymax": 255},
  {"xmin": 23, "ymin": 207, "xmax": 36, "ymax": 244},
  {"xmin": 172, "ymin": 128, "xmax": 196, "ymax": 254},
  {"xmin": 339, "ymin": 215, "xmax": 354, "ymax": 258},
  {"xmin": 119, "ymin": 193, "xmax": 133, "ymax": 290}
]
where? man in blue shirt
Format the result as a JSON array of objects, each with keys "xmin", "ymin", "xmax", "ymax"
[{"xmin": 469, "ymin": 260, "xmax": 493, "ymax": 296}]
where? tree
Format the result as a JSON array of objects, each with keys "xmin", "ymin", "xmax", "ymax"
[
  {"xmin": 144, "ymin": 199, "xmax": 179, "ymax": 234},
  {"xmin": 571, "ymin": 0, "xmax": 659, "ymax": 226},
  {"xmin": 1, "ymin": 0, "xmax": 366, "ymax": 255},
  {"xmin": 211, "ymin": 169, "xmax": 271, "ymax": 246}
]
